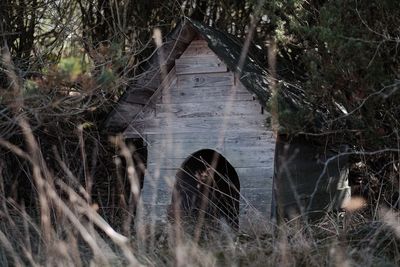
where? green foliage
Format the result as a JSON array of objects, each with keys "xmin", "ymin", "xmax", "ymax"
[
  {"xmin": 23, "ymin": 79, "xmax": 40, "ymax": 96},
  {"xmin": 58, "ymin": 57, "xmax": 88, "ymax": 80},
  {"xmin": 97, "ymin": 67, "xmax": 116, "ymax": 88},
  {"xmin": 260, "ymin": 0, "xmax": 400, "ymax": 148}
]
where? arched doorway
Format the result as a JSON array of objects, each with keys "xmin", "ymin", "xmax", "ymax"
[{"xmin": 170, "ymin": 149, "xmax": 240, "ymax": 229}]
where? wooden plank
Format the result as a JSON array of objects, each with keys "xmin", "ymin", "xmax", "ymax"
[
  {"xmin": 141, "ymin": 186, "xmax": 174, "ymax": 205},
  {"xmin": 146, "ymin": 147, "xmax": 274, "ymax": 169},
  {"xmin": 134, "ymin": 115, "xmax": 268, "ymax": 135},
  {"xmin": 146, "ymin": 131, "xmax": 275, "ymax": 146},
  {"xmin": 144, "ymin": 132, "xmax": 275, "ymax": 154},
  {"xmin": 146, "ymin": 170, "xmax": 273, "ymax": 194},
  {"xmin": 146, "ymin": 151, "xmax": 275, "ymax": 170},
  {"xmin": 187, "ymin": 40, "xmax": 208, "ymax": 46},
  {"xmin": 147, "ymin": 165, "xmax": 273, "ymax": 179},
  {"xmin": 177, "ymin": 72, "xmax": 234, "ymax": 88},
  {"xmin": 175, "ymin": 56, "xmax": 227, "ymax": 75},
  {"xmin": 161, "ymin": 91, "xmax": 254, "ymax": 104},
  {"xmin": 241, "ymin": 177, "xmax": 273, "ymax": 190},
  {"xmin": 235, "ymin": 168, "xmax": 274, "ymax": 180},
  {"xmin": 161, "ymin": 85, "xmax": 254, "ymax": 104},
  {"xmin": 145, "ymin": 156, "xmax": 270, "ymax": 171},
  {"xmin": 140, "ymin": 170, "xmax": 175, "ymax": 206},
  {"xmin": 241, "ymin": 188, "xmax": 273, "ymax": 200},
  {"xmin": 138, "ymin": 201, "xmax": 272, "ymax": 221},
  {"xmin": 146, "ymin": 137, "xmax": 275, "ymax": 159},
  {"xmin": 181, "ymin": 41, "xmax": 215, "ymax": 58},
  {"xmin": 143, "ymin": 132, "xmax": 276, "ymax": 168},
  {"xmin": 144, "ymin": 131, "xmax": 275, "ymax": 168},
  {"xmin": 137, "ymin": 203, "xmax": 170, "ymax": 220},
  {"xmin": 223, "ymin": 131, "xmax": 275, "ymax": 145},
  {"xmin": 145, "ymin": 132, "xmax": 222, "ymax": 148},
  {"xmin": 224, "ymin": 145, "xmax": 275, "ymax": 161},
  {"xmin": 240, "ymin": 188, "xmax": 273, "ymax": 212},
  {"xmin": 156, "ymin": 101, "xmax": 263, "ymax": 119},
  {"xmin": 145, "ymin": 167, "xmax": 274, "ymax": 190}
]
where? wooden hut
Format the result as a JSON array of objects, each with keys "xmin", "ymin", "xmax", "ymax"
[{"xmin": 105, "ymin": 18, "xmax": 350, "ymax": 227}]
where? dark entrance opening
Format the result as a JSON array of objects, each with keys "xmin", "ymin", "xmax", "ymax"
[{"xmin": 170, "ymin": 149, "xmax": 240, "ymax": 229}]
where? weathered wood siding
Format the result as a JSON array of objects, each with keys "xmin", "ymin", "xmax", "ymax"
[{"xmin": 126, "ymin": 40, "xmax": 275, "ymax": 224}]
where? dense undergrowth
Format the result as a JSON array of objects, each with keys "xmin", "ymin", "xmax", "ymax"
[{"xmin": 1, "ymin": 188, "xmax": 400, "ymax": 266}]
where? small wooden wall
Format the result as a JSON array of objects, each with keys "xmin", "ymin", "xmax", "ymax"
[
  {"xmin": 273, "ymin": 135, "xmax": 350, "ymax": 221},
  {"xmin": 125, "ymin": 40, "xmax": 275, "ymax": 225}
]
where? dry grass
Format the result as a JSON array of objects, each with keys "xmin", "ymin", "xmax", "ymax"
[{"xmin": 0, "ymin": 192, "xmax": 399, "ymax": 267}]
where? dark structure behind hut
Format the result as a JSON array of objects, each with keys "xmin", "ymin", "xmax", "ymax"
[{"xmin": 105, "ymin": 18, "xmax": 350, "ymax": 227}]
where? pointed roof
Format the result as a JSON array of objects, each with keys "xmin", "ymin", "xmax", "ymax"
[{"xmin": 105, "ymin": 18, "xmax": 331, "ymax": 133}]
